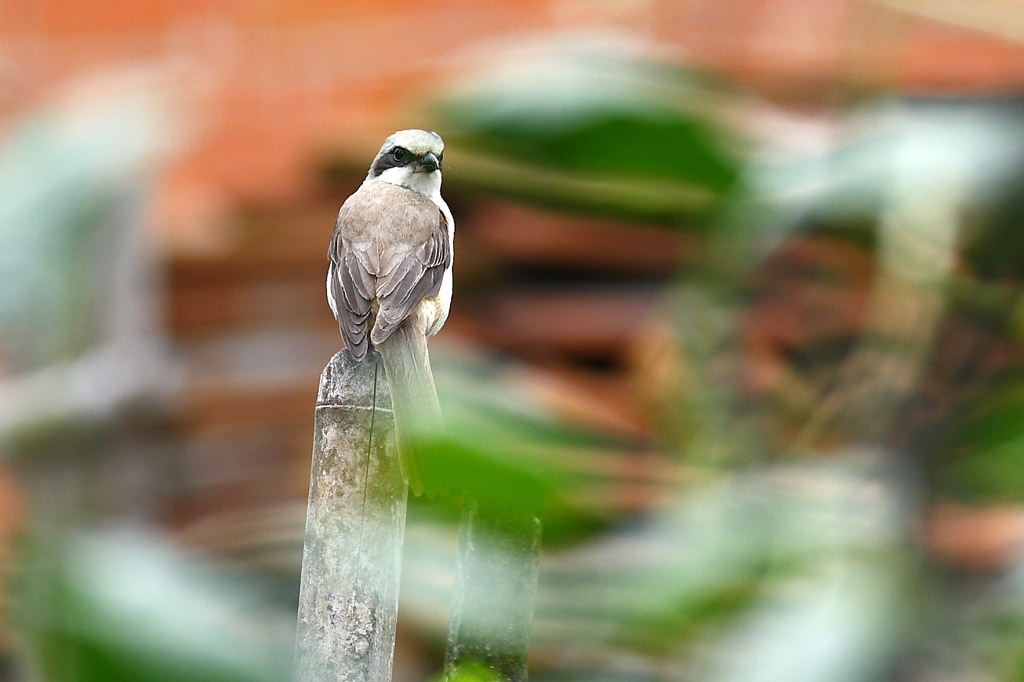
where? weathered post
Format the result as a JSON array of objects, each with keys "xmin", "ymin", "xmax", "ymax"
[
  {"xmin": 444, "ymin": 494, "xmax": 543, "ymax": 681},
  {"xmin": 293, "ymin": 350, "xmax": 406, "ymax": 682}
]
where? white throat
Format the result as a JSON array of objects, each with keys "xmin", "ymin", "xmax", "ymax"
[{"xmin": 375, "ymin": 166, "xmax": 442, "ymax": 201}]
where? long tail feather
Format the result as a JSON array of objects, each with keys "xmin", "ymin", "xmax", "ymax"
[{"xmin": 375, "ymin": 323, "xmax": 441, "ymax": 496}]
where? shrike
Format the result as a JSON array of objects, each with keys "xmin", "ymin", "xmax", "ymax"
[{"xmin": 327, "ymin": 129, "xmax": 454, "ymax": 495}]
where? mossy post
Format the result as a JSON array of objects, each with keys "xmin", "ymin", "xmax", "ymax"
[{"xmin": 293, "ymin": 350, "xmax": 406, "ymax": 682}]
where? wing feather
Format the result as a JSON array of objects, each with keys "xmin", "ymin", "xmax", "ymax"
[
  {"xmin": 327, "ymin": 181, "xmax": 451, "ymax": 356},
  {"xmin": 371, "ymin": 223, "xmax": 448, "ymax": 344}
]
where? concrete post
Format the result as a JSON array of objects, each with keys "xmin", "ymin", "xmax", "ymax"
[
  {"xmin": 444, "ymin": 496, "xmax": 542, "ymax": 682},
  {"xmin": 293, "ymin": 350, "xmax": 407, "ymax": 682}
]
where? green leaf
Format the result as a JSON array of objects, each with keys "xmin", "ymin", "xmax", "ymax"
[
  {"xmin": 14, "ymin": 526, "xmax": 292, "ymax": 682},
  {"xmin": 939, "ymin": 378, "xmax": 1024, "ymax": 503},
  {"xmin": 431, "ymin": 40, "xmax": 742, "ymax": 221}
]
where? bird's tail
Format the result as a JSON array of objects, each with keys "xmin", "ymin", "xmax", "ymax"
[{"xmin": 375, "ymin": 323, "xmax": 441, "ymax": 496}]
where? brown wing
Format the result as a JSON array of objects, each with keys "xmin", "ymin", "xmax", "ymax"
[
  {"xmin": 328, "ymin": 241, "xmax": 374, "ymax": 359},
  {"xmin": 370, "ymin": 222, "xmax": 449, "ymax": 344},
  {"xmin": 328, "ymin": 182, "xmax": 450, "ymax": 358}
]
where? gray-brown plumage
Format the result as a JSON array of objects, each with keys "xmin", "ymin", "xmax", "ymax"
[
  {"xmin": 329, "ymin": 182, "xmax": 451, "ymax": 358},
  {"xmin": 327, "ymin": 130, "xmax": 453, "ymax": 495}
]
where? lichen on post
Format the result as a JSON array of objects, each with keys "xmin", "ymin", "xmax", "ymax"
[{"xmin": 293, "ymin": 350, "xmax": 407, "ymax": 682}]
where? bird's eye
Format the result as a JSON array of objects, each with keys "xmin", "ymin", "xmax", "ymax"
[
  {"xmin": 437, "ymin": 152, "xmax": 443, "ymax": 163},
  {"xmin": 392, "ymin": 147, "xmax": 408, "ymax": 163}
]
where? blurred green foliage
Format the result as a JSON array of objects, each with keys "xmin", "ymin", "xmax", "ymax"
[
  {"xmin": 421, "ymin": 77, "xmax": 1024, "ymax": 680},
  {"xmin": 0, "ymin": 90, "xmax": 170, "ymax": 370},
  {"xmin": 940, "ymin": 377, "xmax": 1024, "ymax": 503},
  {"xmin": 433, "ymin": 40, "xmax": 742, "ymax": 221},
  {"xmin": 7, "ymin": 30, "xmax": 1024, "ymax": 682},
  {"xmin": 14, "ymin": 526, "xmax": 292, "ymax": 682},
  {"xmin": 436, "ymin": 661, "xmax": 504, "ymax": 682},
  {"xmin": 413, "ymin": 350, "xmax": 621, "ymax": 544}
]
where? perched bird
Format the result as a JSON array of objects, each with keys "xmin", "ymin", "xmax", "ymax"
[{"xmin": 327, "ymin": 130, "xmax": 454, "ymax": 495}]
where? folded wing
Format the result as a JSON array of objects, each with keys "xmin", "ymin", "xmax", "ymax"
[{"xmin": 328, "ymin": 182, "xmax": 450, "ymax": 359}]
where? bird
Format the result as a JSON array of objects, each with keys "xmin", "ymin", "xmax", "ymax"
[{"xmin": 326, "ymin": 129, "xmax": 454, "ymax": 495}]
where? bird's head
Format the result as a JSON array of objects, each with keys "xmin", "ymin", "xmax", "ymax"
[{"xmin": 367, "ymin": 129, "xmax": 445, "ymax": 198}]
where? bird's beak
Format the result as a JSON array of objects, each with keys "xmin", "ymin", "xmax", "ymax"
[{"xmin": 418, "ymin": 152, "xmax": 440, "ymax": 173}]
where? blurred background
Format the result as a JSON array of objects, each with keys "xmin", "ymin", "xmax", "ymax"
[{"xmin": 3, "ymin": 0, "xmax": 1024, "ymax": 680}]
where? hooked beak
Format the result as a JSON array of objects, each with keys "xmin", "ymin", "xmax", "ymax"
[{"xmin": 418, "ymin": 152, "xmax": 440, "ymax": 173}]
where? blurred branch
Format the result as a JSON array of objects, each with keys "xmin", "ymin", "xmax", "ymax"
[
  {"xmin": 0, "ymin": 341, "xmax": 177, "ymax": 451},
  {"xmin": 443, "ymin": 146, "xmax": 722, "ymax": 220},
  {"xmin": 794, "ymin": 187, "xmax": 959, "ymax": 448}
]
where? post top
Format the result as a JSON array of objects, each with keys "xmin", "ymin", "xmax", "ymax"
[{"xmin": 317, "ymin": 350, "xmax": 393, "ymax": 411}]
